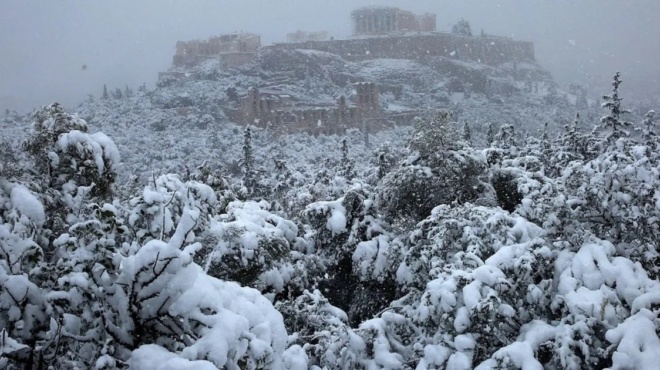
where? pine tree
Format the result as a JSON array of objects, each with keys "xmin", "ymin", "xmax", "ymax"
[
  {"xmin": 539, "ymin": 121, "xmax": 553, "ymax": 166},
  {"xmin": 494, "ymin": 124, "xmax": 517, "ymax": 150},
  {"xmin": 113, "ymin": 87, "xmax": 123, "ymax": 99},
  {"xmin": 102, "ymin": 84, "xmax": 109, "ymax": 100},
  {"xmin": 339, "ymin": 137, "xmax": 355, "ymax": 178},
  {"xmin": 242, "ymin": 125, "xmax": 255, "ymax": 189},
  {"xmin": 408, "ymin": 111, "xmax": 459, "ymax": 157},
  {"xmin": 600, "ymin": 72, "xmax": 632, "ymax": 146},
  {"xmin": 550, "ymin": 114, "xmax": 587, "ymax": 173},
  {"xmin": 462, "ymin": 120, "xmax": 472, "ymax": 146},
  {"xmin": 541, "ymin": 122, "xmax": 550, "ymax": 149},
  {"xmin": 566, "ymin": 113, "xmax": 580, "ymax": 154},
  {"xmin": 124, "ymin": 84, "xmax": 132, "ymax": 98},
  {"xmin": 341, "ymin": 137, "xmax": 349, "ymax": 164},
  {"xmin": 486, "ymin": 122, "xmax": 495, "ymax": 146},
  {"xmin": 272, "ymin": 157, "xmax": 291, "ymax": 201},
  {"xmin": 641, "ymin": 110, "xmax": 657, "ymax": 150},
  {"xmin": 377, "ymin": 152, "xmax": 387, "ymax": 180}
]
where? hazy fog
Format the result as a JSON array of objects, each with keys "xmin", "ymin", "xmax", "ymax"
[{"xmin": 2, "ymin": 0, "xmax": 659, "ymax": 113}]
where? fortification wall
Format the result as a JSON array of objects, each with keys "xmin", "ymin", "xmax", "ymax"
[
  {"xmin": 269, "ymin": 33, "xmax": 534, "ymax": 65},
  {"xmin": 173, "ymin": 33, "xmax": 261, "ymax": 67}
]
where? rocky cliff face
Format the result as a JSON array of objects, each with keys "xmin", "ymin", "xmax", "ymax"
[{"xmin": 154, "ymin": 45, "xmax": 563, "ymax": 132}]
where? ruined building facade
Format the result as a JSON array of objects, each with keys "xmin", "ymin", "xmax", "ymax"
[
  {"xmin": 351, "ymin": 7, "xmax": 436, "ymax": 35},
  {"xmin": 173, "ymin": 33, "xmax": 261, "ymax": 68},
  {"xmin": 236, "ymin": 82, "xmax": 385, "ymax": 135}
]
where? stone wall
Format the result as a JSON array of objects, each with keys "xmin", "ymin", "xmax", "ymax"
[
  {"xmin": 287, "ymin": 30, "xmax": 329, "ymax": 43},
  {"xmin": 268, "ymin": 33, "xmax": 534, "ymax": 65}
]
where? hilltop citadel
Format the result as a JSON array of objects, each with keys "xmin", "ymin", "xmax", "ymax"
[{"xmin": 161, "ymin": 6, "xmax": 538, "ymax": 135}]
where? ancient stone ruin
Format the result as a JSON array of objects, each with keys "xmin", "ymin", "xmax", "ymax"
[
  {"xmin": 169, "ymin": 7, "xmax": 533, "ymax": 69},
  {"xmin": 173, "ymin": 33, "xmax": 261, "ymax": 68},
  {"xmin": 234, "ymin": 82, "xmax": 387, "ymax": 136},
  {"xmin": 351, "ymin": 6, "xmax": 437, "ymax": 35},
  {"xmin": 165, "ymin": 6, "xmax": 538, "ymax": 135}
]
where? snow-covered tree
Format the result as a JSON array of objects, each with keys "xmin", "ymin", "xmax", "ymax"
[
  {"xmin": 600, "ymin": 72, "xmax": 632, "ymax": 146},
  {"xmin": 462, "ymin": 120, "xmax": 473, "ymax": 146},
  {"xmin": 5, "ymin": 47, "xmax": 660, "ymax": 370},
  {"xmin": 339, "ymin": 137, "xmax": 355, "ymax": 179},
  {"xmin": 23, "ymin": 103, "xmax": 119, "ymax": 199},
  {"xmin": 486, "ymin": 122, "xmax": 495, "ymax": 147},
  {"xmin": 452, "ymin": 19, "xmax": 473, "ymax": 37},
  {"xmin": 377, "ymin": 114, "xmax": 488, "ymax": 220},
  {"xmin": 493, "ymin": 124, "xmax": 517, "ymax": 152},
  {"xmin": 408, "ymin": 111, "xmax": 460, "ymax": 157},
  {"xmin": 640, "ymin": 110, "xmax": 657, "ymax": 151},
  {"xmin": 102, "ymin": 84, "xmax": 109, "ymax": 100},
  {"xmin": 241, "ymin": 125, "xmax": 256, "ymax": 192}
]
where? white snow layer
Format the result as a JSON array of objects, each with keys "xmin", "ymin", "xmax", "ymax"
[{"xmin": 10, "ymin": 184, "xmax": 45, "ymax": 226}]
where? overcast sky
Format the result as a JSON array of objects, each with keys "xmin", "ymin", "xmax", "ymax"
[{"xmin": 2, "ymin": 0, "xmax": 659, "ymax": 113}]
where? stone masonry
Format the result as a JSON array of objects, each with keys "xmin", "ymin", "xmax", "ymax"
[
  {"xmin": 351, "ymin": 6, "xmax": 436, "ymax": 35},
  {"xmin": 237, "ymin": 82, "xmax": 383, "ymax": 135},
  {"xmin": 173, "ymin": 33, "xmax": 261, "ymax": 68}
]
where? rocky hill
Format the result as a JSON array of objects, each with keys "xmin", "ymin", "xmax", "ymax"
[{"xmin": 2, "ymin": 41, "xmax": 595, "ymax": 186}]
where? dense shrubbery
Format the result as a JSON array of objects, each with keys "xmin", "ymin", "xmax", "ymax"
[{"xmin": 2, "ymin": 73, "xmax": 660, "ymax": 369}]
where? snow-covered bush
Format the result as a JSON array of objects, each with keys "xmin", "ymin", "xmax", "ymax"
[
  {"xmin": 303, "ymin": 185, "xmax": 400, "ymax": 325},
  {"xmin": 4, "ymin": 72, "xmax": 660, "ymax": 369},
  {"xmin": 393, "ymin": 204, "xmax": 554, "ymax": 366},
  {"xmin": 559, "ymin": 140, "xmax": 660, "ymax": 277},
  {"xmin": 110, "ymin": 209, "xmax": 289, "ymax": 369},
  {"xmin": 377, "ymin": 111, "xmax": 489, "ymax": 221},
  {"xmin": 127, "ymin": 174, "xmax": 216, "ymax": 244},
  {"xmin": 203, "ymin": 200, "xmax": 298, "ymax": 289},
  {"xmin": 23, "ymin": 103, "xmax": 119, "ymax": 199},
  {"xmin": 376, "ymin": 149, "xmax": 487, "ymax": 221}
]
